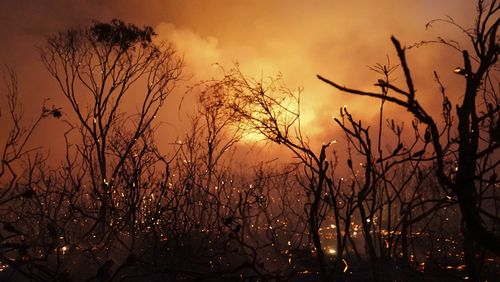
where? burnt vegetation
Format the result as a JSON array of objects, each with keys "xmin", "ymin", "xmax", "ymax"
[{"xmin": 0, "ymin": 1, "xmax": 498, "ymax": 281}]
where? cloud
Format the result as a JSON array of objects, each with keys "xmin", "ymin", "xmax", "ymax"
[
  {"xmin": 0, "ymin": 0, "xmax": 478, "ymax": 158},
  {"xmin": 156, "ymin": 23, "xmax": 222, "ymax": 80}
]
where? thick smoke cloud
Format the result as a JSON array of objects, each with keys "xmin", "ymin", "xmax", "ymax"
[{"xmin": 0, "ymin": 0, "xmax": 475, "ymax": 155}]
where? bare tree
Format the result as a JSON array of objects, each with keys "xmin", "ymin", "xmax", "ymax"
[
  {"xmin": 0, "ymin": 68, "xmax": 54, "ymax": 189},
  {"xmin": 209, "ymin": 67, "xmax": 343, "ymax": 281},
  {"xmin": 0, "ymin": 67, "xmax": 65, "ymax": 280},
  {"xmin": 40, "ymin": 19, "xmax": 183, "ymax": 232},
  {"xmin": 318, "ymin": 0, "xmax": 499, "ymax": 279}
]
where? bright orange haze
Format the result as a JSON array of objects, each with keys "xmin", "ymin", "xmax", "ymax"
[{"xmin": 0, "ymin": 0, "xmax": 474, "ymax": 163}]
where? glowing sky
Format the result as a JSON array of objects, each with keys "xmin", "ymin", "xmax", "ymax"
[{"xmin": 0, "ymin": 0, "xmax": 475, "ymax": 155}]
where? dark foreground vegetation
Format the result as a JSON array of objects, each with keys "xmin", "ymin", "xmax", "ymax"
[{"xmin": 0, "ymin": 1, "xmax": 498, "ymax": 281}]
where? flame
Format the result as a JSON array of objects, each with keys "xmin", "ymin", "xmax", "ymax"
[{"xmin": 342, "ymin": 258, "xmax": 349, "ymax": 273}]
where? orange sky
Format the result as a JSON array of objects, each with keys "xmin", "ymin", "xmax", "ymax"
[{"xmin": 0, "ymin": 0, "xmax": 475, "ymax": 161}]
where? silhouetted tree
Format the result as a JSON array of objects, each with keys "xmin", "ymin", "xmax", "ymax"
[
  {"xmin": 40, "ymin": 19, "xmax": 183, "ymax": 234},
  {"xmin": 211, "ymin": 68, "xmax": 343, "ymax": 281},
  {"xmin": 318, "ymin": 0, "xmax": 499, "ymax": 280}
]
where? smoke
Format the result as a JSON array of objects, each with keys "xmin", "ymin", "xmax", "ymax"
[
  {"xmin": 156, "ymin": 23, "xmax": 221, "ymax": 80},
  {"xmin": 0, "ymin": 0, "xmax": 476, "ymax": 161}
]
